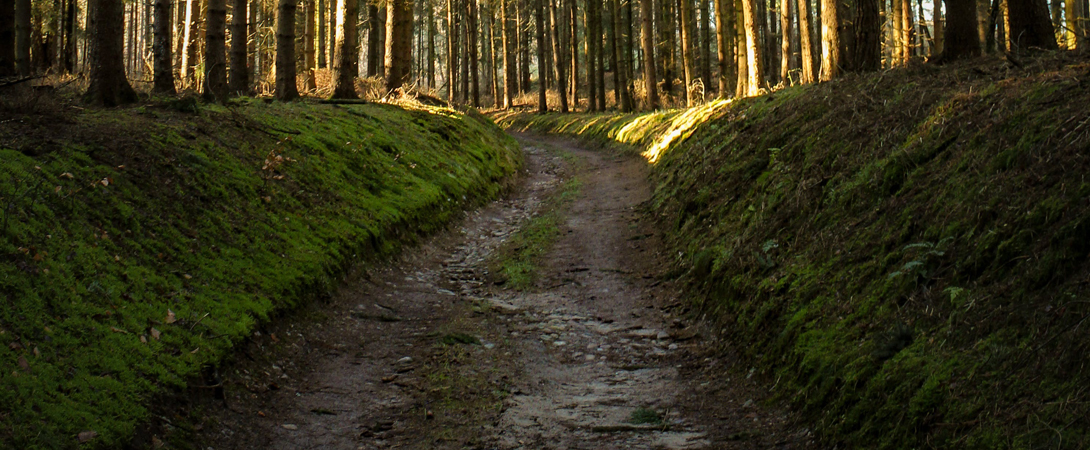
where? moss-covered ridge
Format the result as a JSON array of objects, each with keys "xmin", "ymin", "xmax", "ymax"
[
  {"xmin": 501, "ymin": 57, "xmax": 1090, "ymax": 448},
  {"xmin": 0, "ymin": 100, "xmax": 520, "ymax": 449}
]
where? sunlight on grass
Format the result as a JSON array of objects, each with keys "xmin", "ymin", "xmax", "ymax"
[{"xmin": 642, "ymin": 98, "xmax": 732, "ymax": 164}]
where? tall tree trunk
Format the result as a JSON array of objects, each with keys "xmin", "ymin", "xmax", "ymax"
[
  {"xmin": 740, "ymin": 0, "xmax": 761, "ymax": 95},
  {"xmin": 318, "ymin": 0, "xmax": 326, "ymax": 67},
  {"xmin": 180, "ymin": 0, "xmax": 195, "ymax": 83},
  {"xmin": 658, "ymin": 0, "xmax": 674, "ymax": 92},
  {"xmin": 852, "ymin": 0, "xmax": 879, "ymax": 70},
  {"xmin": 229, "ymin": 0, "xmax": 249, "ymax": 93},
  {"xmin": 735, "ymin": 0, "xmax": 747, "ymax": 97},
  {"xmin": 715, "ymin": 0, "xmax": 734, "ymax": 95},
  {"xmin": 1007, "ymin": 0, "xmax": 1058, "ymax": 50},
  {"xmin": 569, "ymin": 0, "xmax": 578, "ymax": 107},
  {"xmin": 14, "ymin": 0, "xmax": 30, "ymax": 74},
  {"xmin": 490, "ymin": 1, "xmax": 501, "ymax": 103},
  {"xmin": 385, "ymin": 0, "xmax": 413, "ymax": 90},
  {"xmin": 276, "ymin": 0, "xmax": 299, "ymax": 100},
  {"xmin": 892, "ymin": 0, "xmax": 903, "ymax": 64},
  {"xmin": 0, "ymin": 0, "xmax": 14, "ymax": 76},
  {"xmin": 699, "ymin": 0, "xmax": 711, "ymax": 92},
  {"xmin": 595, "ymin": 0, "xmax": 605, "ymax": 110},
  {"xmin": 796, "ymin": 0, "xmax": 813, "ymax": 82},
  {"xmin": 64, "ymin": 0, "xmax": 76, "ymax": 71},
  {"xmin": 1065, "ymin": 0, "xmax": 1083, "ymax": 50},
  {"xmin": 481, "ymin": 0, "xmax": 492, "ymax": 92},
  {"xmin": 522, "ymin": 0, "xmax": 532, "ymax": 93},
  {"xmin": 449, "ymin": 0, "xmax": 460, "ymax": 98},
  {"xmin": 85, "ymin": 0, "xmax": 138, "ymax": 105},
  {"xmin": 819, "ymin": 0, "xmax": 838, "ymax": 80},
  {"xmin": 470, "ymin": 0, "xmax": 481, "ymax": 106},
  {"xmin": 367, "ymin": 3, "xmax": 381, "ymax": 76},
  {"xmin": 332, "ymin": 0, "xmax": 359, "ymax": 97},
  {"xmin": 585, "ymin": 0, "xmax": 598, "ymax": 110},
  {"xmin": 624, "ymin": 0, "xmax": 635, "ymax": 108},
  {"xmin": 610, "ymin": 0, "xmax": 623, "ymax": 107},
  {"xmin": 680, "ymin": 0, "xmax": 696, "ymax": 105},
  {"xmin": 641, "ymin": 0, "xmax": 659, "ymax": 107},
  {"xmin": 941, "ymin": 0, "xmax": 982, "ymax": 60},
  {"xmin": 502, "ymin": 0, "xmax": 516, "ymax": 106},
  {"xmin": 461, "ymin": 0, "xmax": 471, "ymax": 102},
  {"xmin": 303, "ymin": 0, "xmax": 317, "ymax": 91},
  {"xmin": 934, "ymin": 0, "xmax": 943, "ymax": 56},
  {"xmin": 154, "ymin": 0, "xmax": 176, "ymax": 93},
  {"xmin": 901, "ymin": 0, "xmax": 912, "ymax": 58},
  {"xmin": 552, "ymin": 0, "xmax": 570, "ymax": 111},
  {"xmin": 205, "ymin": 0, "xmax": 228, "ymax": 99},
  {"xmin": 780, "ymin": 0, "xmax": 790, "ymax": 82},
  {"xmin": 536, "ymin": 0, "xmax": 547, "ymax": 111}
]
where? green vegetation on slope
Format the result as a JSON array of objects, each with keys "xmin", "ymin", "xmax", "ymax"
[
  {"xmin": 501, "ymin": 56, "xmax": 1090, "ymax": 449},
  {"xmin": 0, "ymin": 99, "xmax": 520, "ymax": 449}
]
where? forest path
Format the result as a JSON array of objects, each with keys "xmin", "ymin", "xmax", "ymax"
[{"xmin": 191, "ymin": 133, "xmax": 812, "ymax": 450}]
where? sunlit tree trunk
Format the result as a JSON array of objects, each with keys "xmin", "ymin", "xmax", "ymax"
[
  {"xmin": 1007, "ymin": 0, "xmax": 1058, "ymax": 50},
  {"xmin": 1065, "ymin": 0, "xmax": 1084, "ymax": 50},
  {"xmin": 569, "ymin": 0, "xmax": 578, "ymax": 107},
  {"xmin": 901, "ymin": 0, "xmax": 911, "ymax": 58},
  {"xmin": 779, "ymin": 0, "xmax": 790, "ymax": 82},
  {"xmin": 303, "ymin": 0, "xmax": 317, "ymax": 91},
  {"xmin": 795, "ymin": 0, "xmax": 813, "ymax": 82},
  {"xmin": 680, "ymin": 0, "xmax": 696, "ymax": 105},
  {"xmin": 734, "ymin": 0, "xmax": 746, "ymax": 96},
  {"xmin": 229, "ymin": 0, "xmax": 249, "ymax": 93},
  {"xmin": 276, "ymin": 0, "xmax": 299, "ymax": 100},
  {"xmin": 502, "ymin": 0, "xmax": 517, "ymax": 106},
  {"xmin": 86, "ymin": 0, "xmax": 138, "ymax": 105},
  {"xmin": 640, "ymin": 0, "xmax": 659, "ymax": 108},
  {"xmin": 740, "ymin": 0, "xmax": 762, "ymax": 95},
  {"xmin": 180, "ymin": 0, "xmax": 195, "ymax": 83},
  {"xmin": 332, "ymin": 0, "xmax": 359, "ymax": 97},
  {"xmin": 154, "ymin": 0, "xmax": 176, "ymax": 93},
  {"xmin": 818, "ymin": 0, "xmax": 838, "ymax": 80}
]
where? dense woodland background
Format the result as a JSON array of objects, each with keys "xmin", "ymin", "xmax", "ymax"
[{"xmin": 0, "ymin": 0, "xmax": 1073, "ymax": 108}]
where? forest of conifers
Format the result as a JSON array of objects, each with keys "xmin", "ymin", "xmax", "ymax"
[{"xmin": 0, "ymin": 0, "xmax": 1072, "ymax": 107}]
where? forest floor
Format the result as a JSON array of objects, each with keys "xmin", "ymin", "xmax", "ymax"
[{"xmin": 183, "ymin": 133, "xmax": 815, "ymax": 449}]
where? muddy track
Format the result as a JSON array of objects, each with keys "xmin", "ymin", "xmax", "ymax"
[{"xmin": 189, "ymin": 134, "xmax": 814, "ymax": 450}]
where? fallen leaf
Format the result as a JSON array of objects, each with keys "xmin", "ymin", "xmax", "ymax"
[
  {"xmin": 257, "ymin": 411, "xmax": 266, "ymax": 417},
  {"xmin": 59, "ymin": 172, "xmax": 74, "ymax": 179},
  {"xmin": 140, "ymin": 335, "xmax": 147, "ymax": 344},
  {"xmin": 55, "ymin": 186, "xmax": 62, "ymax": 193},
  {"xmin": 77, "ymin": 431, "xmax": 97, "ymax": 443},
  {"xmin": 100, "ymin": 178, "xmax": 109, "ymax": 187},
  {"xmin": 17, "ymin": 356, "xmax": 29, "ymax": 371},
  {"xmin": 165, "ymin": 309, "xmax": 176, "ymax": 324},
  {"xmin": 150, "ymin": 328, "xmax": 161, "ymax": 340}
]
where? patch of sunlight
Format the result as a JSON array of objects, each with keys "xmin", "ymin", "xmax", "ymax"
[
  {"xmin": 615, "ymin": 111, "xmax": 675, "ymax": 145},
  {"xmin": 642, "ymin": 98, "xmax": 733, "ymax": 164}
]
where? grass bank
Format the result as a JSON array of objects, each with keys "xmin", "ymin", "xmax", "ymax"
[
  {"xmin": 0, "ymin": 97, "xmax": 521, "ymax": 449},
  {"xmin": 498, "ymin": 54, "xmax": 1090, "ymax": 449}
]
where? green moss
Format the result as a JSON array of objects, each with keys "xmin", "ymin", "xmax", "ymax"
[{"xmin": 0, "ymin": 101, "xmax": 520, "ymax": 449}]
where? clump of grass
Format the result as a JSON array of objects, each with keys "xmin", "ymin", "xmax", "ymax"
[
  {"xmin": 439, "ymin": 332, "xmax": 481, "ymax": 345},
  {"xmin": 491, "ymin": 176, "xmax": 582, "ymax": 290},
  {"xmin": 628, "ymin": 407, "xmax": 663, "ymax": 425}
]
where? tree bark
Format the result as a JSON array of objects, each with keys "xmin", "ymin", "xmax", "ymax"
[
  {"xmin": 448, "ymin": 0, "xmax": 459, "ymax": 98},
  {"xmin": 640, "ymin": 0, "xmax": 659, "ymax": 108},
  {"xmin": 205, "ymin": 0, "xmax": 229, "ymax": 100},
  {"xmin": 180, "ymin": 0, "xmax": 195, "ymax": 83},
  {"xmin": 657, "ymin": 0, "xmax": 674, "ymax": 93},
  {"xmin": 796, "ymin": 0, "xmax": 813, "ymax": 82},
  {"xmin": 740, "ymin": 0, "xmax": 761, "ymax": 95},
  {"xmin": 154, "ymin": 0, "xmax": 177, "ymax": 93},
  {"xmin": 229, "ymin": 0, "xmax": 249, "ymax": 93},
  {"xmin": 469, "ymin": 0, "xmax": 481, "ymax": 106},
  {"xmin": 1007, "ymin": 0, "xmax": 1058, "ymax": 50},
  {"xmin": 818, "ymin": 0, "xmax": 838, "ymax": 80},
  {"xmin": 699, "ymin": 0, "xmax": 711, "ymax": 91},
  {"xmin": 14, "ymin": 0, "xmax": 29, "ymax": 75},
  {"xmin": 933, "ymin": 0, "xmax": 943, "ymax": 56},
  {"xmin": 366, "ymin": 3, "xmax": 382, "ymax": 77},
  {"xmin": 502, "ymin": 0, "xmax": 517, "ymax": 106},
  {"xmin": 1065, "ymin": 0, "xmax": 1083, "ymax": 50},
  {"xmin": 553, "ymin": 0, "xmax": 570, "ymax": 111},
  {"xmin": 0, "ymin": 0, "xmax": 14, "ymax": 76},
  {"xmin": 332, "ymin": 0, "xmax": 359, "ymax": 97},
  {"xmin": 585, "ymin": 0, "xmax": 598, "ymax": 110},
  {"xmin": 852, "ymin": 0, "xmax": 879, "ymax": 70},
  {"xmin": 714, "ymin": 0, "xmax": 734, "ymax": 95},
  {"xmin": 535, "ymin": 0, "xmax": 547, "ymax": 111},
  {"xmin": 940, "ymin": 0, "xmax": 981, "ymax": 60},
  {"xmin": 595, "ymin": 0, "xmax": 605, "ymax": 110},
  {"xmin": 385, "ymin": 0, "xmax": 413, "ymax": 90},
  {"xmin": 303, "ymin": 0, "xmax": 317, "ymax": 91},
  {"xmin": 680, "ymin": 0, "xmax": 696, "ymax": 105},
  {"xmin": 610, "ymin": 0, "xmax": 624, "ymax": 108},
  {"xmin": 490, "ymin": 1, "xmax": 501, "ymax": 103},
  {"xmin": 276, "ymin": 0, "xmax": 299, "ymax": 100},
  {"xmin": 569, "ymin": 0, "xmax": 578, "ymax": 107},
  {"xmin": 85, "ymin": 0, "xmax": 138, "ymax": 105},
  {"xmin": 779, "ymin": 0, "xmax": 790, "ymax": 82}
]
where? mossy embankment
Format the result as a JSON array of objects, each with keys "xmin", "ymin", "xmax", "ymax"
[
  {"xmin": 497, "ymin": 55, "xmax": 1090, "ymax": 448},
  {"xmin": 0, "ymin": 99, "xmax": 520, "ymax": 449}
]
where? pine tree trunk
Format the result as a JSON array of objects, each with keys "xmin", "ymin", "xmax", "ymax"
[
  {"xmin": 385, "ymin": 0, "xmax": 413, "ymax": 90},
  {"xmin": 153, "ymin": 0, "xmax": 176, "ymax": 93},
  {"xmin": 481, "ymin": 0, "xmax": 492, "ymax": 92},
  {"xmin": 657, "ymin": 0, "xmax": 674, "ymax": 92},
  {"xmin": 624, "ymin": 0, "xmax": 635, "ymax": 108},
  {"xmin": 552, "ymin": 0, "xmax": 570, "ymax": 111},
  {"xmin": 535, "ymin": 0, "xmax": 547, "ymax": 110},
  {"xmin": 64, "ymin": 0, "xmax": 76, "ymax": 71},
  {"xmin": 933, "ymin": 0, "xmax": 943, "ymax": 55},
  {"xmin": 502, "ymin": 0, "xmax": 516, "ymax": 106},
  {"xmin": 461, "ymin": 2, "xmax": 470, "ymax": 102},
  {"xmin": 699, "ymin": 0, "xmax": 710, "ymax": 91},
  {"xmin": 569, "ymin": 0, "xmax": 578, "ymax": 107},
  {"xmin": 180, "ymin": 0, "xmax": 195, "ymax": 83},
  {"xmin": 276, "ymin": 0, "xmax": 299, "ymax": 99},
  {"xmin": 852, "ymin": 0, "xmax": 879, "ymax": 70},
  {"xmin": 640, "ymin": 0, "xmax": 659, "ymax": 108},
  {"xmin": 818, "ymin": 0, "xmax": 837, "ymax": 80},
  {"xmin": 521, "ymin": 0, "xmax": 532, "ymax": 92},
  {"xmin": 1008, "ymin": 0, "xmax": 1058, "ymax": 50},
  {"xmin": 332, "ymin": 0, "xmax": 359, "ymax": 97},
  {"xmin": 901, "ymin": 0, "xmax": 912, "ymax": 58},
  {"xmin": 490, "ymin": 1, "xmax": 501, "ymax": 103},
  {"xmin": 367, "ymin": 3, "xmax": 381, "ymax": 76},
  {"xmin": 585, "ymin": 0, "xmax": 597, "ymax": 110},
  {"xmin": 205, "ymin": 0, "xmax": 228, "ymax": 99},
  {"xmin": 595, "ymin": 0, "xmax": 605, "ymax": 110},
  {"xmin": 229, "ymin": 0, "xmax": 249, "ymax": 93},
  {"xmin": 1, "ymin": 0, "xmax": 15, "ymax": 75},
  {"xmin": 680, "ymin": 0, "xmax": 695, "ymax": 105},
  {"xmin": 85, "ymin": 0, "xmax": 138, "ymax": 105},
  {"xmin": 714, "ymin": 0, "xmax": 733, "ymax": 95},
  {"xmin": 14, "ymin": 0, "xmax": 30, "ymax": 74},
  {"xmin": 303, "ymin": 0, "xmax": 317, "ymax": 91},
  {"xmin": 780, "ymin": 0, "xmax": 790, "ymax": 82},
  {"xmin": 610, "ymin": 0, "xmax": 622, "ymax": 107},
  {"xmin": 941, "ymin": 0, "xmax": 981, "ymax": 60},
  {"xmin": 469, "ymin": 0, "xmax": 481, "ymax": 106},
  {"xmin": 1065, "ymin": 0, "xmax": 1082, "ymax": 50},
  {"xmin": 740, "ymin": 0, "xmax": 761, "ymax": 95},
  {"xmin": 734, "ymin": 0, "xmax": 747, "ymax": 96}
]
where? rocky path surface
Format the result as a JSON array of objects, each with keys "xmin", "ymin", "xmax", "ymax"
[{"xmin": 188, "ymin": 133, "xmax": 814, "ymax": 450}]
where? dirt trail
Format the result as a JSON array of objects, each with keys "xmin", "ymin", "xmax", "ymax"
[{"xmin": 189, "ymin": 134, "xmax": 813, "ymax": 450}]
